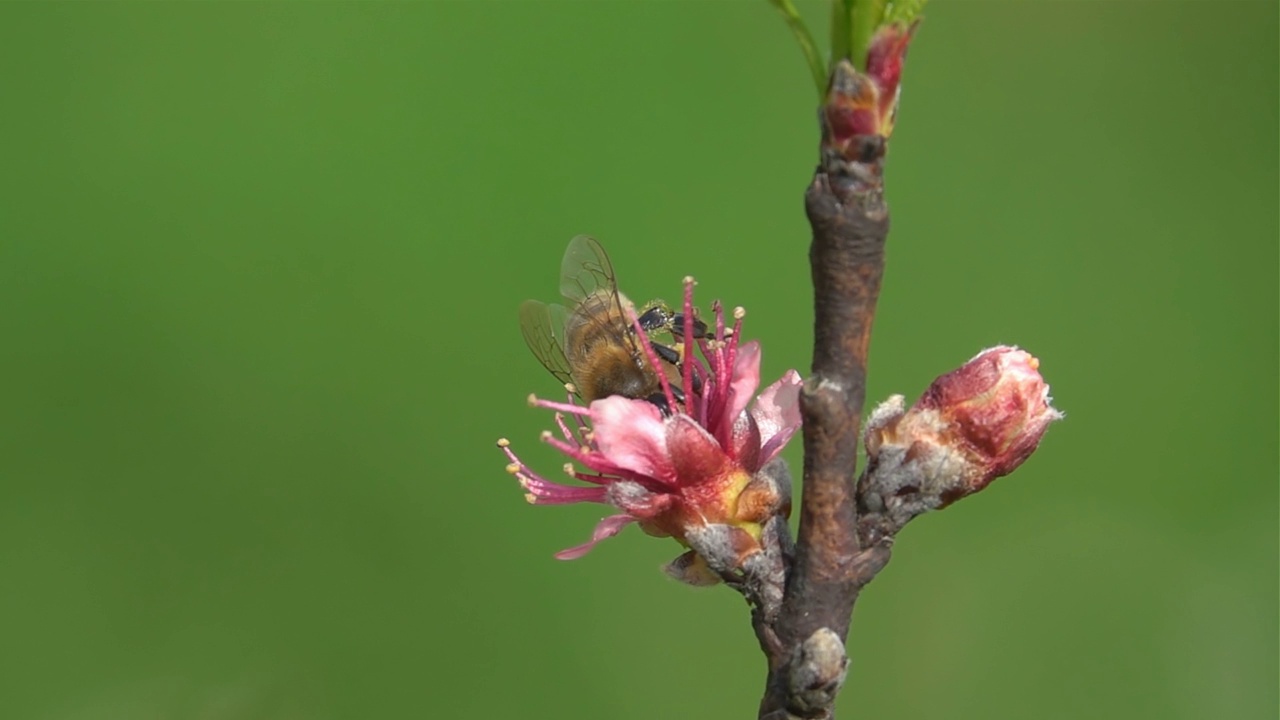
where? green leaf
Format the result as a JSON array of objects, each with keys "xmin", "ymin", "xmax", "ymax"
[
  {"xmin": 848, "ymin": 0, "xmax": 887, "ymax": 71},
  {"xmin": 769, "ymin": 0, "xmax": 828, "ymax": 99},
  {"xmin": 884, "ymin": 0, "xmax": 927, "ymax": 26}
]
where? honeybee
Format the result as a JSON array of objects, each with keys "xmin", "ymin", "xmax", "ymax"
[{"xmin": 519, "ymin": 236, "xmax": 705, "ymax": 407}]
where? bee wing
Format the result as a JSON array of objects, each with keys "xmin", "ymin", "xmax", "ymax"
[
  {"xmin": 558, "ymin": 235, "xmax": 636, "ymax": 351},
  {"xmin": 519, "ymin": 299, "xmax": 576, "ymax": 389},
  {"xmin": 560, "ymin": 235, "xmax": 622, "ymax": 307}
]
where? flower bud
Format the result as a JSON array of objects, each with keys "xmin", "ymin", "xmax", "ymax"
[
  {"xmin": 821, "ymin": 22, "xmax": 918, "ymax": 167},
  {"xmin": 860, "ymin": 346, "xmax": 1062, "ymax": 524}
]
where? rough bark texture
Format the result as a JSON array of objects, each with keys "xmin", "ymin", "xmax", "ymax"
[{"xmin": 756, "ymin": 60, "xmax": 896, "ymax": 720}]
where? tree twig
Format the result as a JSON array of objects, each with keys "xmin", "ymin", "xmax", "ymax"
[{"xmin": 756, "ymin": 59, "xmax": 894, "ymax": 720}]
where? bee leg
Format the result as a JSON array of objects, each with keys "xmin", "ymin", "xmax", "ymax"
[
  {"xmin": 670, "ymin": 313, "xmax": 708, "ymax": 339},
  {"xmin": 651, "ymin": 341, "xmax": 704, "ymax": 395},
  {"xmin": 637, "ymin": 305, "xmax": 673, "ymax": 332},
  {"xmin": 645, "ymin": 393, "xmax": 674, "ymax": 416},
  {"xmin": 651, "ymin": 342, "xmax": 681, "ymax": 366}
]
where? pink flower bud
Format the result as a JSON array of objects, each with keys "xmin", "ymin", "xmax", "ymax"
[
  {"xmin": 861, "ymin": 346, "xmax": 1062, "ymax": 522},
  {"xmin": 917, "ymin": 346, "xmax": 1062, "ymax": 487}
]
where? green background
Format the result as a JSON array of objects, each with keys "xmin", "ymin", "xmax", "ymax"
[{"xmin": 1, "ymin": 2, "xmax": 1275, "ymax": 718}]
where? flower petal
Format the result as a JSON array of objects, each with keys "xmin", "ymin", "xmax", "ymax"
[
  {"xmin": 753, "ymin": 369, "xmax": 803, "ymax": 465},
  {"xmin": 554, "ymin": 514, "xmax": 635, "ymax": 560},
  {"xmin": 716, "ymin": 340, "xmax": 761, "ymax": 445},
  {"xmin": 667, "ymin": 414, "xmax": 732, "ymax": 487},
  {"xmin": 589, "ymin": 396, "xmax": 677, "ymax": 484},
  {"xmin": 729, "ymin": 411, "xmax": 762, "ymax": 472}
]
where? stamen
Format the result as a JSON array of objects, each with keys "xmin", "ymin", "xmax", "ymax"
[
  {"xmin": 518, "ymin": 475, "xmax": 609, "ymax": 505},
  {"xmin": 530, "ymin": 397, "xmax": 592, "ymax": 417},
  {"xmin": 569, "ymin": 470, "xmax": 623, "ymax": 485},
  {"xmin": 681, "ymin": 276, "xmax": 697, "ymax": 417},
  {"xmin": 706, "ymin": 301, "xmax": 729, "ymax": 425},
  {"xmin": 553, "ymin": 412, "xmax": 576, "ymax": 442},
  {"xmin": 498, "ymin": 442, "xmax": 524, "ymax": 469},
  {"xmin": 543, "ymin": 434, "xmax": 654, "ymax": 485},
  {"xmin": 721, "ymin": 306, "xmax": 745, "ymax": 387},
  {"xmin": 502, "ymin": 445, "xmax": 568, "ymax": 493},
  {"xmin": 561, "ymin": 385, "xmax": 591, "ymax": 441}
]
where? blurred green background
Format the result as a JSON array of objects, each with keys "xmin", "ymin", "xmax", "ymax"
[{"xmin": 1, "ymin": 2, "xmax": 1275, "ymax": 718}]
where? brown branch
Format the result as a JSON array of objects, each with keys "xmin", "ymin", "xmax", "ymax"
[{"xmin": 756, "ymin": 60, "xmax": 896, "ymax": 720}]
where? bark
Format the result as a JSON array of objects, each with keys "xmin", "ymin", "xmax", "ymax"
[{"xmin": 756, "ymin": 60, "xmax": 896, "ymax": 719}]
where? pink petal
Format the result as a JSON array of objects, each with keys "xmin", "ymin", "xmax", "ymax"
[
  {"xmin": 554, "ymin": 514, "xmax": 635, "ymax": 560},
  {"xmin": 716, "ymin": 340, "xmax": 762, "ymax": 445},
  {"xmin": 666, "ymin": 414, "xmax": 732, "ymax": 487},
  {"xmin": 589, "ymin": 396, "xmax": 677, "ymax": 485},
  {"xmin": 753, "ymin": 369, "xmax": 803, "ymax": 465},
  {"xmin": 728, "ymin": 411, "xmax": 762, "ymax": 472}
]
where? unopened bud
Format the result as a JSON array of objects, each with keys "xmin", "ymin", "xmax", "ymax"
[
  {"xmin": 663, "ymin": 550, "xmax": 721, "ymax": 587},
  {"xmin": 861, "ymin": 346, "xmax": 1062, "ymax": 523},
  {"xmin": 683, "ymin": 523, "xmax": 760, "ymax": 576}
]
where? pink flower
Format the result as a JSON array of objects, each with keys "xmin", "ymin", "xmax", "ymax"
[
  {"xmin": 861, "ymin": 346, "xmax": 1062, "ymax": 519},
  {"xmin": 498, "ymin": 279, "xmax": 802, "ymax": 563}
]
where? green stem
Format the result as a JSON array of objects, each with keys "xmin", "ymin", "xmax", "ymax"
[
  {"xmin": 830, "ymin": 0, "xmax": 851, "ymax": 70},
  {"xmin": 848, "ymin": 0, "xmax": 886, "ymax": 71},
  {"xmin": 769, "ymin": 0, "xmax": 826, "ymax": 98}
]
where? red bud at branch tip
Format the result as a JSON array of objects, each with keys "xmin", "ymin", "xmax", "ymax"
[{"xmin": 821, "ymin": 22, "xmax": 918, "ymax": 168}]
